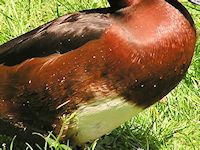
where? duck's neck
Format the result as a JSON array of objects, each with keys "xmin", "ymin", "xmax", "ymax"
[
  {"xmin": 102, "ymin": 0, "xmax": 196, "ymax": 107},
  {"xmin": 108, "ymin": 0, "xmax": 154, "ymax": 9},
  {"xmin": 165, "ymin": 0, "xmax": 195, "ymax": 29}
]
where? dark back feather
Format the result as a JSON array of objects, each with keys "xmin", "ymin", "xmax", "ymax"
[{"xmin": 107, "ymin": 0, "xmax": 127, "ymax": 10}]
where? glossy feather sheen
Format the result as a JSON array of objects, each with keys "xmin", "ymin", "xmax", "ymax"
[{"xmin": 0, "ymin": 0, "xmax": 196, "ymax": 145}]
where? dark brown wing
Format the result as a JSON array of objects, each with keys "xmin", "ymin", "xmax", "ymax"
[{"xmin": 0, "ymin": 10, "xmax": 112, "ymax": 66}]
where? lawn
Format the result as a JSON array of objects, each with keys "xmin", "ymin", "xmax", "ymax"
[{"xmin": 0, "ymin": 0, "xmax": 199, "ymax": 149}]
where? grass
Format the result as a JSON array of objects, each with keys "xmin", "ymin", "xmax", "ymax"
[{"xmin": 0, "ymin": 0, "xmax": 199, "ymax": 149}]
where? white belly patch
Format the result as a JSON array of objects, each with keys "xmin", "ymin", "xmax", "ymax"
[{"xmin": 69, "ymin": 96, "xmax": 143, "ymax": 145}]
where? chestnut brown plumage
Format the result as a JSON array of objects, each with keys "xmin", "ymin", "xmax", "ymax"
[{"xmin": 0, "ymin": 0, "xmax": 196, "ymax": 146}]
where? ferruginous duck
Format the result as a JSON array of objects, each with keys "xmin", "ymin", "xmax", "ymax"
[{"xmin": 0, "ymin": 0, "xmax": 196, "ymax": 146}]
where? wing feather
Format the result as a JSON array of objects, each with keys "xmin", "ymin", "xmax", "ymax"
[{"xmin": 0, "ymin": 10, "xmax": 111, "ymax": 66}]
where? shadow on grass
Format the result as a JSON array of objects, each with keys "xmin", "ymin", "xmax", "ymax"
[
  {"xmin": 0, "ymin": 135, "xmax": 26, "ymax": 150},
  {"xmin": 0, "ymin": 120, "xmax": 162, "ymax": 150},
  {"xmin": 95, "ymin": 123, "xmax": 161, "ymax": 150},
  {"xmin": 0, "ymin": 126, "xmax": 162, "ymax": 150}
]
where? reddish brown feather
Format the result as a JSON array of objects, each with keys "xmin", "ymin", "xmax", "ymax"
[{"xmin": 0, "ymin": 0, "xmax": 196, "ymax": 146}]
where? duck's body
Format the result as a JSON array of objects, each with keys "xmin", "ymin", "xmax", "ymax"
[{"xmin": 0, "ymin": 0, "xmax": 196, "ymax": 146}]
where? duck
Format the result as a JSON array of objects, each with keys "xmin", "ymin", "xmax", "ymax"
[{"xmin": 0, "ymin": 0, "xmax": 196, "ymax": 146}]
